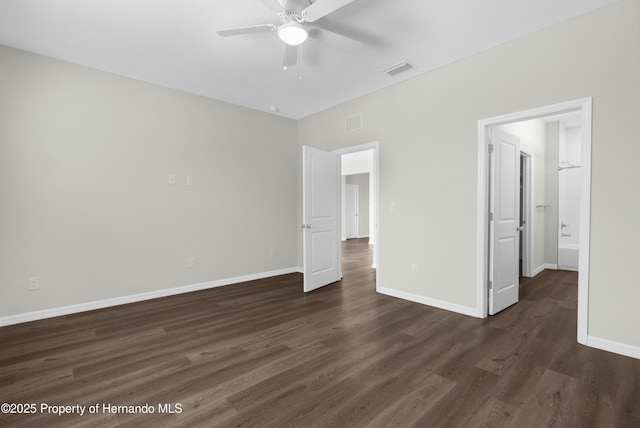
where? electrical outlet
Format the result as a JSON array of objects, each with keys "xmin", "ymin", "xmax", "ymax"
[
  {"xmin": 270, "ymin": 249, "xmax": 276, "ymax": 259},
  {"xmin": 29, "ymin": 277, "xmax": 40, "ymax": 290},
  {"xmin": 188, "ymin": 257, "xmax": 196, "ymax": 268},
  {"xmin": 186, "ymin": 176, "xmax": 194, "ymax": 186},
  {"xmin": 390, "ymin": 202, "xmax": 397, "ymax": 212},
  {"xmin": 168, "ymin": 174, "xmax": 176, "ymax": 185},
  {"xmin": 411, "ymin": 264, "xmax": 418, "ymax": 275}
]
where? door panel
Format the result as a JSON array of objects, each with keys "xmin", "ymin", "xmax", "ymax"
[
  {"xmin": 311, "ymin": 231, "xmax": 334, "ymax": 272},
  {"xmin": 303, "ymin": 146, "xmax": 341, "ymax": 292},
  {"xmin": 489, "ymin": 129, "xmax": 521, "ymax": 315}
]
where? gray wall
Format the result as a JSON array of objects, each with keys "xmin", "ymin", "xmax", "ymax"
[
  {"xmin": 346, "ymin": 173, "xmax": 370, "ymax": 238},
  {"xmin": 0, "ymin": 45, "xmax": 298, "ymax": 318},
  {"xmin": 298, "ymin": 0, "xmax": 640, "ymax": 348}
]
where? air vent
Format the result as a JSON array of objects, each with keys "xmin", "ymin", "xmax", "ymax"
[
  {"xmin": 383, "ymin": 61, "xmax": 415, "ymax": 77},
  {"xmin": 345, "ymin": 113, "xmax": 363, "ymax": 133}
]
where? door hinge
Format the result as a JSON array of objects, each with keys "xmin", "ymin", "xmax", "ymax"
[
  {"xmin": 488, "ymin": 281, "xmax": 493, "ymax": 290},
  {"xmin": 488, "ymin": 143, "xmax": 494, "ymax": 153},
  {"xmin": 489, "ymin": 212, "xmax": 494, "ymax": 221}
]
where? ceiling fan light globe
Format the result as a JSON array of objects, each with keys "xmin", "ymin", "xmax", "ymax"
[{"xmin": 278, "ymin": 22, "xmax": 308, "ymax": 46}]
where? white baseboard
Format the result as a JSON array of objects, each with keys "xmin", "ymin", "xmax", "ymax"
[
  {"xmin": 587, "ymin": 335, "xmax": 640, "ymax": 360},
  {"xmin": 0, "ymin": 267, "xmax": 300, "ymax": 327},
  {"xmin": 531, "ymin": 265, "xmax": 544, "ymax": 277},
  {"xmin": 296, "ymin": 266, "xmax": 303, "ymax": 274},
  {"xmin": 532, "ymin": 263, "xmax": 558, "ymax": 277},
  {"xmin": 358, "ymin": 234, "xmax": 369, "ymax": 239},
  {"xmin": 377, "ymin": 286, "xmax": 480, "ymax": 318}
]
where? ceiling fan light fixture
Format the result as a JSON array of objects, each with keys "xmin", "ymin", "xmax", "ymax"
[{"xmin": 278, "ymin": 22, "xmax": 308, "ymax": 46}]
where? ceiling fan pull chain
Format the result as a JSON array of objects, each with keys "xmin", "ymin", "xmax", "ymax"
[{"xmin": 299, "ymin": 45, "xmax": 303, "ymax": 80}]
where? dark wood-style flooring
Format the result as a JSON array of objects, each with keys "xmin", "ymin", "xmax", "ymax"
[{"xmin": 1, "ymin": 238, "xmax": 639, "ymax": 427}]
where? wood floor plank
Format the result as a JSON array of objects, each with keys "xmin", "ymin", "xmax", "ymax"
[
  {"xmin": 1, "ymin": 239, "xmax": 639, "ymax": 427},
  {"xmin": 511, "ymin": 368, "xmax": 580, "ymax": 427},
  {"xmin": 411, "ymin": 367, "xmax": 501, "ymax": 428},
  {"xmin": 614, "ymin": 357, "xmax": 640, "ymax": 427}
]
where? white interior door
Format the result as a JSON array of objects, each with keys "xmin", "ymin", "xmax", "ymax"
[
  {"xmin": 345, "ymin": 184, "xmax": 358, "ymax": 239},
  {"xmin": 489, "ymin": 128, "xmax": 521, "ymax": 315},
  {"xmin": 303, "ymin": 146, "xmax": 341, "ymax": 292}
]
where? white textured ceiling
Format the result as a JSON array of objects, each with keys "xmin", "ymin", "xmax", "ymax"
[{"xmin": 0, "ymin": 0, "xmax": 619, "ymax": 119}]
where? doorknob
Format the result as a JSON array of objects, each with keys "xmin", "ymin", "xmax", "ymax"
[
  {"xmin": 301, "ymin": 224, "xmax": 312, "ymax": 229},
  {"xmin": 517, "ymin": 226, "xmax": 524, "ymax": 231}
]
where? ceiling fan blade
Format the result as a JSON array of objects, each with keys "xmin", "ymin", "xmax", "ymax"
[
  {"xmin": 310, "ymin": 27, "xmax": 362, "ymax": 50},
  {"xmin": 303, "ymin": 0, "xmax": 355, "ymax": 22},
  {"xmin": 217, "ymin": 24, "xmax": 276, "ymax": 37},
  {"xmin": 260, "ymin": 0, "xmax": 284, "ymax": 12},
  {"xmin": 283, "ymin": 44, "xmax": 298, "ymax": 69}
]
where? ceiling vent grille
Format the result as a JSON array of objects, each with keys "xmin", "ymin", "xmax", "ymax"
[
  {"xmin": 383, "ymin": 61, "xmax": 415, "ymax": 77},
  {"xmin": 345, "ymin": 113, "xmax": 363, "ymax": 133}
]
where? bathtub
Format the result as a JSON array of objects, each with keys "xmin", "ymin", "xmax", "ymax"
[{"xmin": 558, "ymin": 244, "xmax": 579, "ymax": 271}]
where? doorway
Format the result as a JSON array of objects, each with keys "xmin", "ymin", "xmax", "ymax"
[
  {"xmin": 334, "ymin": 142, "xmax": 379, "ymax": 280},
  {"xmin": 302, "ymin": 142, "xmax": 380, "ymax": 293},
  {"xmin": 477, "ymin": 98, "xmax": 592, "ymax": 344}
]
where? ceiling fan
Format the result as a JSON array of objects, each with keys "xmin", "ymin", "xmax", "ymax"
[{"xmin": 217, "ymin": 0, "xmax": 362, "ymax": 70}]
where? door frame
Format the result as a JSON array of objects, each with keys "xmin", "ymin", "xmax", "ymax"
[
  {"xmin": 333, "ymin": 142, "xmax": 380, "ymax": 284},
  {"xmin": 476, "ymin": 98, "xmax": 592, "ymax": 344},
  {"xmin": 520, "ymin": 151, "xmax": 533, "ymax": 278}
]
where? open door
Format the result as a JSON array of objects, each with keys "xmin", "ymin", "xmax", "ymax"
[
  {"xmin": 489, "ymin": 128, "xmax": 521, "ymax": 315},
  {"xmin": 303, "ymin": 146, "xmax": 341, "ymax": 292}
]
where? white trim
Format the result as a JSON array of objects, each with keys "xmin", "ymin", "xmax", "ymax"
[
  {"xmin": 577, "ymin": 100, "xmax": 592, "ymax": 345},
  {"xmin": 531, "ymin": 264, "xmax": 546, "ymax": 277},
  {"xmin": 477, "ymin": 98, "xmax": 592, "ymax": 345},
  {"xmin": 357, "ymin": 234, "xmax": 370, "ymax": 239},
  {"xmin": 531, "ymin": 263, "xmax": 558, "ymax": 277},
  {"xmin": 0, "ymin": 267, "xmax": 299, "ymax": 327},
  {"xmin": 378, "ymin": 287, "xmax": 479, "ymax": 318},
  {"xmin": 296, "ymin": 266, "xmax": 304, "ymax": 273},
  {"xmin": 587, "ymin": 336, "xmax": 640, "ymax": 360},
  {"xmin": 334, "ymin": 142, "xmax": 380, "ymax": 289}
]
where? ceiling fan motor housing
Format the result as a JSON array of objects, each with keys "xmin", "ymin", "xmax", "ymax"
[{"xmin": 278, "ymin": 10, "xmax": 308, "ymax": 24}]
